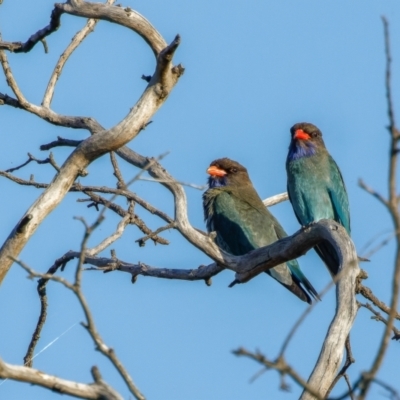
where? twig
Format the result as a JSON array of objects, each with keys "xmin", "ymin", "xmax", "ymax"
[
  {"xmin": 0, "ymin": 356, "xmax": 123, "ymax": 400},
  {"xmin": 359, "ymin": 17, "xmax": 400, "ymax": 399},
  {"xmin": 262, "ymin": 192, "xmax": 288, "ymax": 207},
  {"xmin": 0, "ymin": 170, "xmax": 174, "ymax": 225},
  {"xmin": 42, "ymin": 0, "xmax": 117, "ymax": 107},
  {"xmin": 40, "ymin": 136, "xmax": 82, "ymax": 150},
  {"xmin": 81, "ymin": 187, "xmax": 170, "ymax": 245},
  {"xmin": 110, "ymin": 152, "xmax": 126, "ymax": 189},
  {"xmin": 138, "ymin": 177, "xmax": 206, "ymax": 190},
  {"xmin": 135, "ymin": 222, "xmax": 176, "ymax": 247},
  {"xmin": 232, "ymin": 348, "xmax": 323, "ymax": 400},
  {"xmin": 358, "ymin": 179, "xmax": 388, "ymax": 207},
  {"xmin": 23, "ymin": 278, "xmax": 48, "ymax": 367},
  {"xmin": 13, "ymin": 251, "xmax": 145, "ymax": 400},
  {"xmin": 359, "ymin": 302, "xmax": 400, "ymax": 340},
  {"xmin": 6, "ymin": 152, "xmax": 59, "ymax": 173},
  {"xmin": 86, "ymin": 214, "xmax": 131, "ymax": 256},
  {"xmin": 357, "ymin": 283, "xmax": 400, "ymax": 321},
  {"xmin": 0, "ymin": 8, "xmax": 62, "ymax": 53},
  {"xmin": 0, "ymin": 50, "xmax": 103, "ymax": 133}
]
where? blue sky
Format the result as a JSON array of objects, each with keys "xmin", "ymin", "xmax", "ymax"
[{"xmin": 1, "ymin": 1, "xmax": 400, "ymax": 399}]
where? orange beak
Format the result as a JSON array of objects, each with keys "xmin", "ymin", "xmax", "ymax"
[
  {"xmin": 207, "ymin": 165, "xmax": 227, "ymax": 177},
  {"xmin": 294, "ymin": 129, "xmax": 311, "ymax": 141}
]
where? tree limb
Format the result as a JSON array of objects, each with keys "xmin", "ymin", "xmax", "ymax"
[
  {"xmin": 0, "ymin": 357, "xmax": 123, "ymax": 400},
  {"xmin": 0, "ymin": 5, "xmax": 183, "ymax": 284}
]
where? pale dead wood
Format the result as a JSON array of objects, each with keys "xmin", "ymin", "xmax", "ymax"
[
  {"xmin": 262, "ymin": 192, "xmax": 288, "ymax": 207},
  {"xmin": 43, "ymin": 0, "xmax": 117, "ymax": 108},
  {"xmin": 0, "ymin": 357, "xmax": 123, "ymax": 400},
  {"xmin": 358, "ymin": 17, "xmax": 400, "ymax": 399},
  {"xmin": 15, "ymin": 241, "xmax": 145, "ymax": 400},
  {"xmin": 299, "ymin": 227, "xmax": 359, "ymax": 399},
  {"xmin": 83, "ymin": 220, "xmax": 351, "ymax": 289},
  {"xmin": 57, "ymin": 0, "xmax": 167, "ymax": 56},
  {"xmin": 0, "ymin": 169, "xmax": 174, "ymax": 225},
  {"xmin": 0, "ymin": 3, "xmax": 184, "ymax": 284},
  {"xmin": 232, "ymin": 348, "xmax": 323, "ymax": 400}
]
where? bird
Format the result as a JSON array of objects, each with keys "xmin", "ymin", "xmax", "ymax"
[
  {"xmin": 286, "ymin": 122, "xmax": 351, "ymax": 276},
  {"xmin": 203, "ymin": 157, "xmax": 319, "ymax": 304}
]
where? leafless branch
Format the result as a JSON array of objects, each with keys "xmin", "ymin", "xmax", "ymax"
[
  {"xmin": 14, "ymin": 239, "xmax": 145, "ymax": 400},
  {"xmin": 23, "ymin": 277, "xmax": 48, "ymax": 368},
  {"xmin": 87, "ymin": 214, "xmax": 131, "ymax": 256},
  {"xmin": 0, "ymin": 3, "xmax": 184, "ymax": 284},
  {"xmin": 325, "ymin": 335, "xmax": 355, "ymax": 398},
  {"xmin": 0, "ymin": 7, "xmax": 62, "ymax": 53},
  {"xmin": 0, "ymin": 357, "xmax": 123, "ymax": 400},
  {"xmin": 0, "ymin": 170, "xmax": 174, "ymax": 225},
  {"xmin": 110, "ymin": 152, "xmax": 127, "ymax": 189},
  {"xmin": 358, "ymin": 179, "xmax": 389, "ymax": 207},
  {"xmin": 6, "ymin": 152, "xmax": 60, "ymax": 173},
  {"xmin": 232, "ymin": 348, "xmax": 323, "ymax": 400},
  {"xmin": 42, "ymin": 0, "xmax": 117, "ymax": 108},
  {"xmin": 359, "ymin": 302, "xmax": 400, "ymax": 340},
  {"xmin": 357, "ymin": 283, "xmax": 400, "ymax": 321},
  {"xmin": 262, "ymin": 192, "xmax": 289, "ymax": 207},
  {"xmin": 358, "ymin": 17, "xmax": 400, "ymax": 399}
]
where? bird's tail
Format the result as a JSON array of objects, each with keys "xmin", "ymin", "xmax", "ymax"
[{"xmin": 287, "ymin": 260, "xmax": 320, "ymax": 303}]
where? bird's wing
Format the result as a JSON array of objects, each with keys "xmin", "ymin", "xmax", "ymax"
[
  {"xmin": 286, "ymin": 183, "xmax": 305, "ymax": 226},
  {"xmin": 208, "ymin": 190, "xmax": 261, "ymax": 255},
  {"xmin": 327, "ymin": 156, "xmax": 351, "ymax": 234}
]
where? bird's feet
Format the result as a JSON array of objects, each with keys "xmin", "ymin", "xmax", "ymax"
[{"xmin": 300, "ymin": 221, "xmax": 316, "ymax": 232}]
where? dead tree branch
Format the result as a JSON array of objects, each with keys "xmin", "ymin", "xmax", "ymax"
[
  {"xmin": 0, "ymin": 2, "xmax": 184, "ymax": 284},
  {"xmin": 358, "ymin": 17, "xmax": 400, "ymax": 399},
  {"xmin": 14, "ymin": 223, "xmax": 146, "ymax": 400},
  {"xmin": 0, "ymin": 357, "xmax": 123, "ymax": 400}
]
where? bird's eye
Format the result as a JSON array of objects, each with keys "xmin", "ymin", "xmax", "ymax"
[
  {"xmin": 231, "ymin": 168, "xmax": 237, "ymax": 173},
  {"xmin": 311, "ymin": 132, "xmax": 318, "ymax": 138}
]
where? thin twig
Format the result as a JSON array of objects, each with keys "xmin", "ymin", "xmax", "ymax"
[
  {"xmin": 357, "ymin": 283, "xmax": 400, "ymax": 321},
  {"xmin": 359, "ymin": 302, "xmax": 400, "ymax": 340},
  {"xmin": 42, "ymin": 0, "xmax": 117, "ymax": 107},
  {"xmin": 232, "ymin": 348, "xmax": 323, "ymax": 400},
  {"xmin": 359, "ymin": 17, "xmax": 400, "ymax": 399}
]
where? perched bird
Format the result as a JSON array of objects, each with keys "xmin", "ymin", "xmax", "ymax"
[
  {"xmin": 203, "ymin": 157, "xmax": 318, "ymax": 304},
  {"xmin": 286, "ymin": 122, "xmax": 350, "ymax": 276}
]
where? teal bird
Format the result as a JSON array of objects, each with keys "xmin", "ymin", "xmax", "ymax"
[
  {"xmin": 203, "ymin": 158, "xmax": 319, "ymax": 304},
  {"xmin": 286, "ymin": 122, "xmax": 350, "ymax": 276}
]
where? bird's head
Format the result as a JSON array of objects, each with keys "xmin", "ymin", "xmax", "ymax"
[
  {"xmin": 288, "ymin": 122, "xmax": 325, "ymax": 160},
  {"xmin": 206, "ymin": 158, "xmax": 251, "ymax": 189}
]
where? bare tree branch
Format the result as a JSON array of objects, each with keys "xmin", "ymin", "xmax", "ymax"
[
  {"xmin": 0, "ymin": 4, "xmax": 184, "ymax": 284},
  {"xmin": 15, "ymin": 244, "xmax": 146, "ymax": 400},
  {"xmin": 262, "ymin": 192, "xmax": 288, "ymax": 207},
  {"xmin": 359, "ymin": 302, "xmax": 400, "ymax": 340},
  {"xmin": 232, "ymin": 348, "xmax": 323, "ymax": 400},
  {"xmin": 0, "ymin": 357, "xmax": 123, "ymax": 400},
  {"xmin": 42, "ymin": 0, "xmax": 117, "ymax": 108},
  {"xmin": 0, "ymin": 8, "xmax": 62, "ymax": 53},
  {"xmin": 0, "ymin": 170, "xmax": 175, "ymax": 225},
  {"xmin": 358, "ymin": 17, "xmax": 400, "ymax": 399},
  {"xmin": 357, "ymin": 283, "xmax": 400, "ymax": 321}
]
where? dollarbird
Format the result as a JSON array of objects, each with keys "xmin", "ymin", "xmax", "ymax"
[
  {"xmin": 286, "ymin": 122, "xmax": 351, "ymax": 276},
  {"xmin": 203, "ymin": 158, "xmax": 319, "ymax": 304}
]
